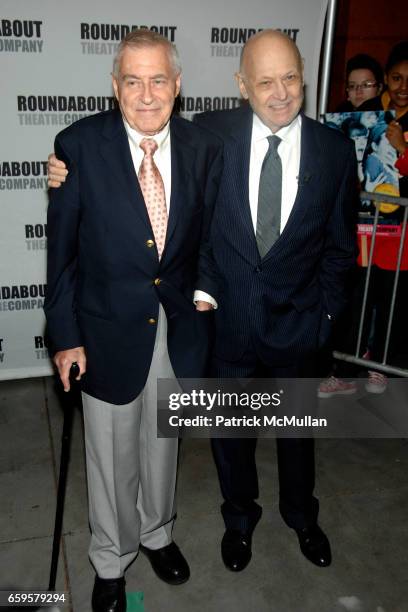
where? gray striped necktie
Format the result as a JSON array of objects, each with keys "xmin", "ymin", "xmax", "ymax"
[{"xmin": 256, "ymin": 135, "xmax": 282, "ymax": 258}]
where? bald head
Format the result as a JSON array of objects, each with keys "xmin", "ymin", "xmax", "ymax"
[
  {"xmin": 237, "ymin": 29, "xmax": 304, "ymax": 132},
  {"xmin": 240, "ymin": 30, "xmax": 302, "ymax": 74}
]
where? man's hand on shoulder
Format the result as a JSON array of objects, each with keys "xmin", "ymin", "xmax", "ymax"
[
  {"xmin": 48, "ymin": 153, "xmax": 68, "ymax": 188},
  {"xmin": 195, "ymin": 300, "xmax": 214, "ymax": 311},
  {"xmin": 54, "ymin": 346, "xmax": 86, "ymax": 392}
]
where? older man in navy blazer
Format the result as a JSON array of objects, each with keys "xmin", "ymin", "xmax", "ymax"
[
  {"xmin": 194, "ymin": 30, "xmax": 357, "ymax": 572},
  {"xmin": 45, "ymin": 30, "xmax": 221, "ymax": 612}
]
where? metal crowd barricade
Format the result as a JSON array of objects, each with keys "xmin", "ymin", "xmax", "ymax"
[{"xmin": 333, "ymin": 191, "xmax": 408, "ymax": 378}]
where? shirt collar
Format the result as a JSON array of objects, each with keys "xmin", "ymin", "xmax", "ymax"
[
  {"xmin": 123, "ymin": 118, "xmax": 170, "ymax": 151},
  {"xmin": 252, "ymin": 112, "xmax": 301, "ymax": 145}
]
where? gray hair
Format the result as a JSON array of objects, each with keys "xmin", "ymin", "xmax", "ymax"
[{"xmin": 112, "ymin": 29, "xmax": 181, "ymax": 77}]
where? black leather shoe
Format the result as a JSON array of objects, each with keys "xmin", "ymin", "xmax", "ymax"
[
  {"xmin": 221, "ymin": 529, "xmax": 253, "ymax": 572},
  {"xmin": 295, "ymin": 524, "xmax": 332, "ymax": 567},
  {"xmin": 91, "ymin": 576, "xmax": 126, "ymax": 612},
  {"xmin": 140, "ymin": 542, "xmax": 190, "ymax": 585}
]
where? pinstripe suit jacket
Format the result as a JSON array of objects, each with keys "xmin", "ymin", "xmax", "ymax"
[{"xmin": 195, "ymin": 106, "xmax": 358, "ymax": 365}]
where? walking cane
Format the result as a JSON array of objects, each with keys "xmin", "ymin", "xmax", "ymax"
[{"xmin": 48, "ymin": 363, "xmax": 80, "ymax": 591}]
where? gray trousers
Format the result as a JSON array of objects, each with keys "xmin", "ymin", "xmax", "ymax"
[{"xmin": 82, "ymin": 306, "xmax": 179, "ymax": 579}]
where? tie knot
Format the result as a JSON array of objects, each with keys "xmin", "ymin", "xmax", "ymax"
[
  {"xmin": 140, "ymin": 138, "xmax": 158, "ymax": 156},
  {"xmin": 267, "ymin": 135, "xmax": 281, "ymax": 152}
]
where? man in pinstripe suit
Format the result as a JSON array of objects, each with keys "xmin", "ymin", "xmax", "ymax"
[{"xmin": 195, "ymin": 30, "xmax": 357, "ymax": 571}]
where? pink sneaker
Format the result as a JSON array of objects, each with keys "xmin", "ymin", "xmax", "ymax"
[
  {"xmin": 318, "ymin": 376, "xmax": 357, "ymax": 399},
  {"xmin": 365, "ymin": 371, "xmax": 387, "ymax": 394}
]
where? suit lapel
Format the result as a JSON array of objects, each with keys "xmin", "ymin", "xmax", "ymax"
[
  {"xmin": 99, "ymin": 110, "xmax": 152, "ymax": 233},
  {"xmin": 228, "ymin": 106, "xmax": 258, "ymax": 250},
  {"xmin": 165, "ymin": 117, "xmax": 195, "ymax": 248}
]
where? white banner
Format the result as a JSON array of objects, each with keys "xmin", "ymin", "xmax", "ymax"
[{"xmin": 0, "ymin": 0, "xmax": 328, "ymax": 380}]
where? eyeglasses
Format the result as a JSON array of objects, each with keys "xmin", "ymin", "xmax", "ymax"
[{"xmin": 346, "ymin": 81, "xmax": 378, "ymax": 92}]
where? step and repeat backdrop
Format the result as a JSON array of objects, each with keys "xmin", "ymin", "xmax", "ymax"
[{"xmin": 0, "ymin": 0, "xmax": 328, "ymax": 380}]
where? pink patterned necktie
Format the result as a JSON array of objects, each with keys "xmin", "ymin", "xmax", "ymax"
[{"xmin": 138, "ymin": 138, "xmax": 168, "ymax": 258}]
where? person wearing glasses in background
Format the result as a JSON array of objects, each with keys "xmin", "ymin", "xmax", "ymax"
[
  {"xmin": 336, "ymin": 53, "xmax": 383, "ymax": 112},
  {"xmin": 320, "ymin": 42, "xmax": 408, "ymax": 399},
  {"xmin": 356, "ymin": 41, "xmax": 408, "ymax": 393}
]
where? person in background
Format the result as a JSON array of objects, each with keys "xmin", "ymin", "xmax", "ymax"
[
  {"xmin": 321, "ymin": 42, "xmax": 408, "ymax": 397},
  {"xmin": 357, "ymin": 41, "xmax": 408, "ymax": 393},
  {"xmin": 336, "ymin": 53, "xmax": 383, "ymax": 112},
  {"xmin": 360, "ymin": 41, "xmax": 408, "ymax": 176}
]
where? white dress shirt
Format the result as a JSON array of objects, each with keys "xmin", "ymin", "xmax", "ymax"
[
  {"xmin": 249, "ymin": 113, "xmax": 302, "ymax": 233},
  {"xmin": 197, "ymin": 113, "xmax": 301, "ymax": 308},
  {"xmin": 124, "ymin": 118, "xmax": 171, "ymax": 211}
]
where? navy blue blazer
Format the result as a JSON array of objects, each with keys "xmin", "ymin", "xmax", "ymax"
[
  {"xmin": 44, "ymin": 109, "xmax": 222, "ymax": 403},
  {"xmin": 195, "ymin": 106, "xmax": 358, "ymax": 365}
]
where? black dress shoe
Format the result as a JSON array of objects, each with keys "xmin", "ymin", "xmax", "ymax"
[
  {"xmin": 140, "ymin": 542, "xmax": 190, "ymax": 585},
  {"xmin": 295, "ymin": 524, "xmax": 332, "ymax": 567},
  {"xmin": 221, "ymin": 529, "xmax": 253, "ymax": 572},
  {"xmin": 92, "ymin": 576, "xmax": 126, "ymax": 612}
]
